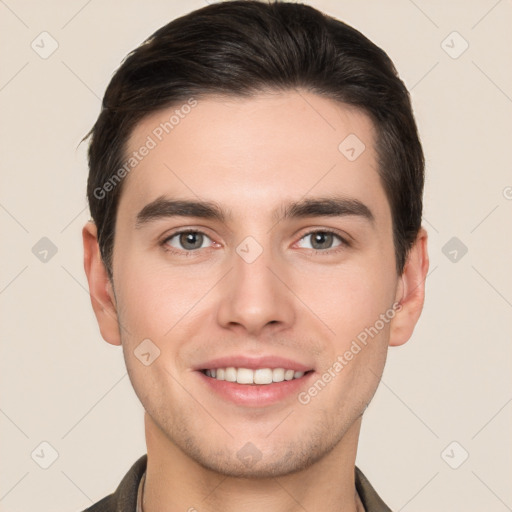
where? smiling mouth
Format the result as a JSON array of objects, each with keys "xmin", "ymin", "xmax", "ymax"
[{"xmin": 200, "ymin": 367, "xmax": 313, "ymax": 385}]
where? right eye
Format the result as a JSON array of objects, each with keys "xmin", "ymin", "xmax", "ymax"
[{"xmin": 163, "ymin": 230, "xmax": 214, "ymax": 252}]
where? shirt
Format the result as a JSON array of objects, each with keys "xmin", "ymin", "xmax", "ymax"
[{"xmin": 81, "ymin": 454, "xmax": 392, "ymax": 512}]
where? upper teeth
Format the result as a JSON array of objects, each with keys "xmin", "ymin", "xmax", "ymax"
[{"xmin": 204, "ymin": 367, "xmax": 306, "ymax": 385}]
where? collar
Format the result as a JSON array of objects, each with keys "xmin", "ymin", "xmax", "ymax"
[
  {"xmin": 129, "ymin": 455, "xmax": 392, "ymax": 512},
  {"xmin": 136, "ymin": 470, "xmax": 145, "ymax": 512}
]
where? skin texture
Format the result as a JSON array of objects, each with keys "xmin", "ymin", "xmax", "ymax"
[{"xmin": 83, "ymin": 90, "xmax": 429, "ymax": 512}]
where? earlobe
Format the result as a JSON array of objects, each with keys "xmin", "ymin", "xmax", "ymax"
[
  {"xmin": 82, "ymin": 221, "xmax": 122, "ymax": 346},
  {"xmin": 389, "ymin": 228, "xmax": 429, "ymax": 347}
]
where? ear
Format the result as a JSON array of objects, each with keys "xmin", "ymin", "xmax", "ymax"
[
  {"xmin": 389, "ymin": 227, "xmax": 429, "ymax": 347},
  {"xmin": 82, "ymin": 221, "xmax": 121, "ymax": 346}
]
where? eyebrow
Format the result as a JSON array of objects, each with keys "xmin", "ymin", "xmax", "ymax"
[
  {"xmin": 276, "ymin": 197, "xmax": 374, "ymax": 224},
  {"xmin": 135, "ymin": 196, "xmax": 227, "ymax": 228},
  {"xmin": 135, "ymin": 195, "xmax": 374, "ymax": 228}
]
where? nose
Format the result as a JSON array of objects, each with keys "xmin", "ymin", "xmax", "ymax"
[{"xmin": 216, "ymin": 243, "xmax": 295, "ymax": 337}]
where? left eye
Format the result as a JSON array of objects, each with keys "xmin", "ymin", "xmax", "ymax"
[
  {"xmin": 297, "ymin": 231, "xmax": 343, "ymax": 250},
  {"xmin": 165, "ymin": 231, "xmax": 213, "ymax": 251}
]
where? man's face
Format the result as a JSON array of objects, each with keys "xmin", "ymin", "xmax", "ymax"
[{"xmin": 108, "ymin": 91, "xmax": 402, "ymax": 477}]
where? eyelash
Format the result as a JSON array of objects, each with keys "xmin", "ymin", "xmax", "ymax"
[
  {"xmin": 160, "ymin": 228, "xmax": 350, "ymax": 256},
  {"xmin": 297, "ymin": 228, "xmax": 351, "ymax": 255}
]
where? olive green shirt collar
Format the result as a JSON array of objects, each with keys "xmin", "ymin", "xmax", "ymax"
[{"xmin": 83, "ymin": 454, "xmax": 392, "ymax": 512}]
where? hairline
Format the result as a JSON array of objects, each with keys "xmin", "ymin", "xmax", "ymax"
[{"xmin": 102, "ymin": 88, "xmax": 402, "ymax": 279}]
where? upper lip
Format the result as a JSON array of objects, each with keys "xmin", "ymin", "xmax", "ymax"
[{"xmin": 194, "ymin": 355, "xmax": 314, "ymax": 372}]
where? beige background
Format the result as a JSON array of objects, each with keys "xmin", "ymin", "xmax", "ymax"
[{"xmin": 1, "ymin": 1, "xmax": 511, "ymax": 510}]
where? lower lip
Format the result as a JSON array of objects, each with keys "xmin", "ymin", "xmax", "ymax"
[{"xmin": 197, "ymin": 371, "xmax": 315, "ymax": 407}]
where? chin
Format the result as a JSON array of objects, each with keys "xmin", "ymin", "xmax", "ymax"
[
  {"xmin": 178, "ymin": 421, "xmax": 341, "ymax": 479},
  {"xmin": 191, "ymin": 445, "xmax": 324, "ymax": 479}
]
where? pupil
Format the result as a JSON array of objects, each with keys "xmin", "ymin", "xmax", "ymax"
[
  {"xmin": 181, "ymin": 232, "xmax": 203, "ymax": 249},
  {"xmin": 312, "ymin": 232, "xmax": 332, "ymax": 250}
]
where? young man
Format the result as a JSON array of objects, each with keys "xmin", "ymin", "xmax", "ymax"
[{"xmin": 82, "ymin": 1, "xmax": 428, "ymax": 511}]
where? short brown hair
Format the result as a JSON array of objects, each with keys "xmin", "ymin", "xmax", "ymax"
[{"xmin": 86, "ymin": 0, "xmax": 424, "ymax": 278}]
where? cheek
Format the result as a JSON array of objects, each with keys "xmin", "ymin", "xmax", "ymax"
[
  {"xmin": 301, "ymin": 266, "xmax": 395, "ymax": 408},
  {"xmin": 113, "ymin": 253, "xmax": 212, "ymax": 339},
  {"xmin": 297, "ymin": 259, "xmax": 397, "ymax": 341}
]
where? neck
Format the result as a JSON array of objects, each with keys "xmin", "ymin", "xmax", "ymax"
[{"xmin": 142, "ymin": 412, "xmax": 364, "ymax": 512}]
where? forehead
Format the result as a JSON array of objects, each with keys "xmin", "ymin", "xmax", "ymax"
[{"xmin": 119, "ymin": 90, "xmax": 389, "ymax": 223}]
